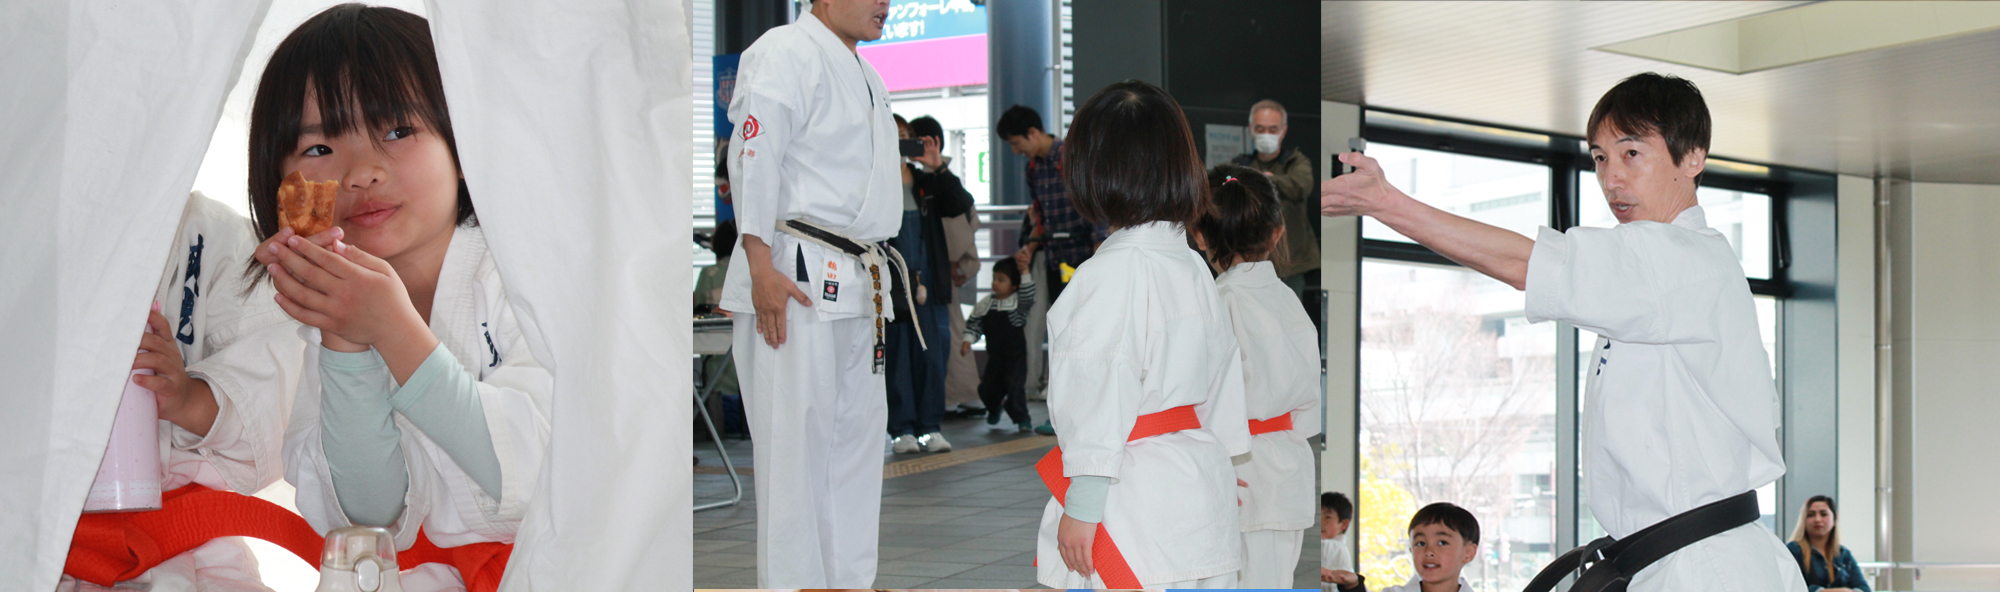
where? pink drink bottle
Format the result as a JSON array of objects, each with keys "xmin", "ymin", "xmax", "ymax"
[{"xmin": 82, "ymin": 312, "xmax": 164, "ymax": 513}]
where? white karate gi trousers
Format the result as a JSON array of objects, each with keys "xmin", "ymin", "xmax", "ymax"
[
  {"xmin": 1239, "ymin": 528, "xmax": 1306, "ymax": 588},
  {"xmin": 732, "ymin": 311, "xmax": 885, "ymax": 587}
]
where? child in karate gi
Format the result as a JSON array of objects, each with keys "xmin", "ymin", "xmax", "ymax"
[
  {"xmin": 1322, "ymin": 491, "xmax": 1356, "ymax": 591},
  {"xmin": 1194, "ymin": 165, "xmax": 1323, "ymax": 588},
  {"xmin": 962, "ymin": 257, "xmax": 1036, "ymax": 433},
  {"xmin": 1034, "ymin": 79, "xmax": 1252, "ymax": 589},
  {"xmin": 256, "ymin": 6, "xmax": 553, "ymax": 591},
  {"xmin": 61, "ymin": 193, "xmax": 310, "ymax": 591},
  {"xmin": 1346, "ymin": 502, "xmax": 1482, "ymax": 592}
]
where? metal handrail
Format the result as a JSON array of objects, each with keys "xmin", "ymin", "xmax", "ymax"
[{"xmin": 1859, "ymin": 562, "xmax": 2000, "ymax": 569}]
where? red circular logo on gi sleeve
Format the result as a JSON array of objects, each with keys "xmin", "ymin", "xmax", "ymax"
[{"xmin": 742, "ymin": 115, "xmax": 761, "ymax": 140}]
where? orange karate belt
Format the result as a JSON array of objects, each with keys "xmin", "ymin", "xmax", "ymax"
[
  {"xmin": 1034, "ymin": 404, "xmax": 1202, "ymax": 589},
  {"xmin": 64, "ymin": 483, "xmax": 513, "ymax": 592},
  {"xmin": 1247, "ymin": 412, "xmax": 1294, "ymax": 435},
  {"xmin": 65, "ymin": 484, "xmax": 324, "ymax": 586},
  {"xmin": 401, "ymin": 528, "xmax": 514, "ymax": 592}
]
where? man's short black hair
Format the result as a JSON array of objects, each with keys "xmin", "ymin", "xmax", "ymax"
[
  {"xmin": 1408, "ymin": 502, "xmax": 1479, "ymax": 545},
  {"xmin": 909, "ymin": 115, "xmax": 945, "ymax": 143},
  {"xmin": 1322, "ymin": 492, "xmax": 1353, "ymax": 522},
  {"xmin": 1586, "ymin": 72, "xmax": 1711, "ymax": 166},
  {"xmin": 996, "ymin": 104, "xmax": 1044, "ymax": 140},
  {"xmin": 991, "ymin": 256, "xmax": 1020, "ymax": 285},
  {"xmin": 1062, "ymin": 80, "xmax": 1207, "ymax": 229}
]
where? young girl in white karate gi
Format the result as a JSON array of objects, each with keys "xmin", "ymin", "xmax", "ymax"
[
  {"xmin": 1035, "ymin": 79, "xmax": 1252, "ymax": 589},
  {"xmin": 1194, "ymin": 165, "xmax": 1323, "ymax": 588},
  {"xmin": 255, "ymin": 6, "xmax": 552, "ymax": 592}
]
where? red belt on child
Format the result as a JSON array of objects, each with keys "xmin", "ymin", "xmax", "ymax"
[
  {"xmin": 65, "ymin": 484, "xmax": 514, "ymax": 592},
  {"xmin": 1248, "ymin": 413, "xmax": 1293, "ymax": 435},
  {"xmin": 1034, "ymin": 404, "xmax": 1201, "ymax": 589},
  {"xmin": 402, "ymin": 528, "xmax": 514, "ymax": 592},
  {"xmin": 64, "ymin": 484, "xmax": 324, "ymax": 586}
]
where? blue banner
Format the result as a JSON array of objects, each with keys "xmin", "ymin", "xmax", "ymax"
[
  {"xmin": 712, "ymin": 53, "xmax": 740, "ymax": 221},
  {"xmin": 859, "ymin": 0, "xmax": 986, "ymax": 46}
]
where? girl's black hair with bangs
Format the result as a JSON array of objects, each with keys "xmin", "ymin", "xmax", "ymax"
[{"xmin": 244, "ymin": 4, "xmax": 473, "ymax": 276}]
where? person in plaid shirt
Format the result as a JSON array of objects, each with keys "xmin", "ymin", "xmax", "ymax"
[{"xmin": 997, "ymin": 104, "xmax": 1108, "ymax": 303}]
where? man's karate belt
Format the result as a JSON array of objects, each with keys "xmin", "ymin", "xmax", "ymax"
[
  {"xmin": 1520, "ymin": 490, "xmax": 1759, "ymax": 592},
  {"xmin": 1248, "ymin": 413, "xmax": 1293, "ymax": 435},
  {"xmin": 780, "ymin": 218, "xmax": 923, "ymax": 374},
  {"xmin": 65, "ymin": 484, "xmax": 514, "ymax": 592},
  {"xmin": 1033, "ymin": 404, "xmax": 1201, "ymax": 589}
]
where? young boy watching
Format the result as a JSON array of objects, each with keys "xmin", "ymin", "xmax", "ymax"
[{"xmin": 1333, "ymin": 501, "xmax": 1481, "ymax": 592}]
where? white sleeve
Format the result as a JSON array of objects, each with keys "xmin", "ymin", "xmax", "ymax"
[
  {"xmin": 727, "ymin": 43, "xmax": 810, "ymax": 243},
  {"xmin": 167, "ymin": 198, "xmax": 304, "ymax": 495},
  {"xmin": 1205, "ymin": 319, "xmax": 1253, "ymax": 457},
  {"xmin": 1046, "ymin": 276, "xmax": 1142, "ymax": 481},
  {"xmin": 1524, "ymin": 224, "xmax": 1723, "ymax": 344},
  {"xmin": 177, "ymin": 314, "xmax": 304, "ymax": 494},
  {"xmin": 463, "ymin": 298, "xmax": 555, "ymax": 529}
]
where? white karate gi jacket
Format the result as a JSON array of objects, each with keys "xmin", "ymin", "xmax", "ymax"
[
  {"xmin": 1036, "ymin": 222, "xmax": 1254, "ymax": 586},
  {"xmin": 720, "ymin": 11, "xmax": 901, "ymax": 323},
  {"xmin": 1378, "ymin": 575, "xmax": 1471, "ymax": 592},
  {"xmin": 1525, "ymin": 206, "xmax": 1803, "ymax": 592},
  {"xmin": 61, "ymin": 193, "xmax": 306, "ymax": 592},
  {"xmin": 284, "ymin": 226, "xmax": 553, "ymax": 592},
  {"xmin": 1217, "ymin": 261, "xmax": 1322, "ymax": 533}
]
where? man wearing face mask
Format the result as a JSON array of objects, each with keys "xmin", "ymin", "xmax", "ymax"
[{"xmin": 1231, "ymin": 99, "xmax": 1320, "ymax": 331}]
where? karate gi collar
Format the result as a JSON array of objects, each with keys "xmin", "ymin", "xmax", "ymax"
[
  {"xmin": 1666, "ymin": 204, "xmax": 1707, "ymax": 232},
  {"xmin": 796, "ymin": 11, "xmax": 856, "ymax": 58},
  {"xmin": 1100, "ymin": 221, "xmax": 1189, "ymax": 252},
  {"xmin": 1217, "ymin": 260, "xmax": 1280, "ymax": 286}
]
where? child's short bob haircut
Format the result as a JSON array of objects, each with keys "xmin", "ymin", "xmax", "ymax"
[
  {"xmin": 1409, "ymin": 502, "xmax": 1480, "ymax": 545},
  {"xmin": 246, "ymin": 3, "xmax": 474, "ymax": 250},
  {"xmin": 991, "ymin": 255, "xmax": 1021, "ymax": 286},
  {"xmin": 1196, "ymin": 164, "xmax": 1286, "ymax": 267},
  {"xmin": 1061, "ymin": 80, "xmax": 1207, "ymax": 229},
  {"xmin": 1322, "ymin": 491, "xmax": 1354, "ymax": 522}
]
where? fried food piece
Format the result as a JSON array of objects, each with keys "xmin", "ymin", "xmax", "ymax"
[{"xmin": 277, "ymin": 171, "xmax": 338, "ymax": 237}]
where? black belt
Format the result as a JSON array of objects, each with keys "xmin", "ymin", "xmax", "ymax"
[
  {"xmin": 778, "ymin": 219, "xmax": 923, "ymax": 373},
  {"xmin": 1522, "ymin": 490, "xmax": 1759, "ymax": 592}
]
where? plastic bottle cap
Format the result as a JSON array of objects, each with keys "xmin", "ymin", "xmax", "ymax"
[{"xmin": 356, "ymin": 559, "xmax": 380, "ymax": 592}]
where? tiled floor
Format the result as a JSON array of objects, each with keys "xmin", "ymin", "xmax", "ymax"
[{"xmin": 693, "ymin": 401, "xmax": 1325, "ymax": 588}]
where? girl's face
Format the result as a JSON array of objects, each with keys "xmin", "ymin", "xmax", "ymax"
[{"xmin": 284, "ymin": 94, "xmax": 461, "ymax": 266}]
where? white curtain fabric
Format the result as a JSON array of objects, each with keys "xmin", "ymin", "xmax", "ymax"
[
  {"xmin": 423, "ymin": 0, "xmax": 691, "ymax": 590},
  {"xmin": 0, "ymin": 1, "xmax": 272, "ymax": 589},
  {"xmin": 0, "ymin": 0, "xmax": 691, "ymax": 589}
]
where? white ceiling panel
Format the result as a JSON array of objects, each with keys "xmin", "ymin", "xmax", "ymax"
[{"xmin": 1323, "ymin": 1, "xmax": 2000, "ymax": 183}]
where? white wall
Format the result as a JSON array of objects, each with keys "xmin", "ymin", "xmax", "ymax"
[
  {"xmin": 1890, "ymin": 181, "xmax": 2000, "ymax": 590},
  {"xmin": 1835, "ymin": 174, "xmax": 1878, "ymax": 564},
  {"xmin": 1321, "ymin": 99, "xmax": 1360, "ymax": 550}
]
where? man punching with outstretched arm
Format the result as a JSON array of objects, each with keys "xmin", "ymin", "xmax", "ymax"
[{"xmin": 1321, "ymin": 73, "xmax": 1805, "ymax": 592}]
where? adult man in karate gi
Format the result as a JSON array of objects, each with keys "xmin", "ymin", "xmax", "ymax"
[
  {"xmin": 721, "ymin": 0, "xmax": 900, "ymax": 586},
  {"xmin": 1321, "ymin": 73, "xmax": 1804, "ymax": 592}
]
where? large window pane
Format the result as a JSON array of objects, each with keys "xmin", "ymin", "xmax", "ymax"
[
  {"xmin": 1362, "ymin": 144, "xmax": 1550, "ymax": 244},
  {"xmin": 1575, "ymin": 295, "xmax": 1780, "ymax": 540},
  {"xmin": 1577, "ymin": 172, "xmax": 1772, "ymax": 279},
  {"xmin": 1360, "ymin": 261, "xmax": 1556, "ymax": 590}
]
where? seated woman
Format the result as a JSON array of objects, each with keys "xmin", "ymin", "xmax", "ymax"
[{"xmin": 1787, "ymin": 495, "xmax": 1872, "ymax": 592}]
